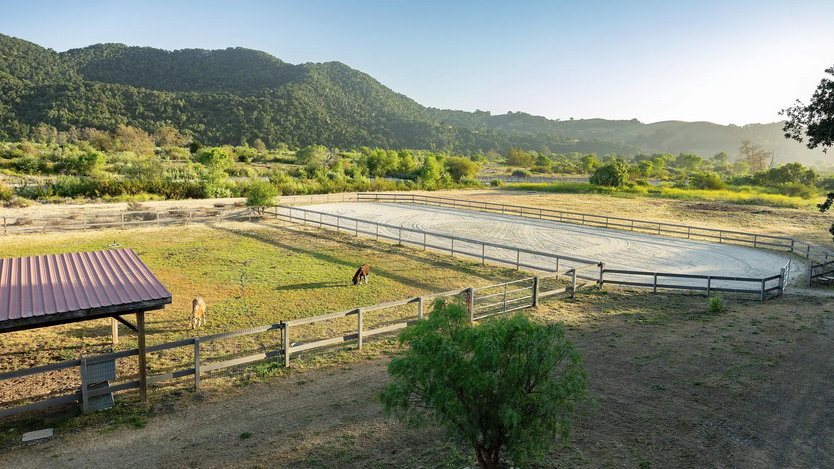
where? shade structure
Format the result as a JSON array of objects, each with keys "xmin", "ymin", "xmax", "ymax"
[{"xmin": 0, "ymin": 248, "xmax": 171, "ymax": 333}]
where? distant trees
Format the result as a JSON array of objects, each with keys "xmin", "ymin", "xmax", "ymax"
[
  {"xmin": 443, "ymin": 156, "xmax": 481, "ymax": 182},
  {"xmin": 781, "ymin": 65, "xmax": 834, "ymax": 152},
  {"xmin": 154, "ymin": 126, "xmax": 186, "ymax": 149},
  {"xmin": 738, "ymin": 140, "xmax": 773, "ymax": 173}
]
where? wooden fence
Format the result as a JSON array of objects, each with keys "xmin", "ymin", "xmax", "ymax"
[
  {"xmin": 274, "ymin": 204, "xmax": 788, "ymax": 299},
  {"xmin": 355, "ymin": 192, "xmax": 831, "ymax": 286}
]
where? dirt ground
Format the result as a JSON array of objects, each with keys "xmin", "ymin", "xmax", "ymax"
[
  {"xmin": 1, "ymin": 289, "xmax": 832, "ymax": 469},
  {"xmin": 2, "ymin": 190, "xmax": 834, "ymax": 468}
]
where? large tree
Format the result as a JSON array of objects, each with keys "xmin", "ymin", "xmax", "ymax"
[
  {"xmin": 781, "ymin": 65, "xmax": 834, "ymax": 152},
  {"xmin": 738, "ymin": 139, "xmax": 773, "ymax": 173},
  {"xmin": 381, "ymin": 300, "xmax": 590, "ymax": 469}
]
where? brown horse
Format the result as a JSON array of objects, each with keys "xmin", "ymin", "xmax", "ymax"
[
  {"xmin": 352, "ymin": 264, "xmax": 370, "ymax": 285},
  {"xmin": 190, "ymin": 297, "xmax": 207, "ymax": 329}
]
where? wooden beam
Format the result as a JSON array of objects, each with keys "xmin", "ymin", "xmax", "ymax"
[
  {"xmin": 113, "ymin": 315, "xmax": 139, "ymax": 333},
  {"xmin": 137, "ymin": 311, "xmax": 147, "ymax": 403},
  {"xmin": 111, "ymin": 317, "xmax": 118, "ymax": 346},
  {"xmin": 0, "ymin": 298, "xmax": 170, "ymax": 333}
]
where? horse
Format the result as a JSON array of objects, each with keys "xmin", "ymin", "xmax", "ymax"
[
  {"xmin": 352, "ymin": 264, "xmax": 370, "ymax": 285},
  {"xmin": 190, "ymin": 297, "xmax": 207, "ymax": 329}
]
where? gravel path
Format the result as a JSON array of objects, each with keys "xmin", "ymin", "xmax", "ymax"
[{"xmin": 297, "ymin": 202, "xmax": 799, "ymax": 288}]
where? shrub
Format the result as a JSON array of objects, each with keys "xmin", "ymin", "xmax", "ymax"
[
  {"xmin": 490, "ymin": 178, "xmax": 505, "ymax": 187},
  {"xmin": 511, "ymin": 169, "xmax": 533, "ymax": 178},
  {"xmin": 690, "ymin": 172, "xmax": 726, "ymax": 190},
  {"xmin": 589, "ymin": 161, "xmax": 628, "ymax": 187},
  {"xmin": 245, "ymin": 180, "xmax": 279, "ymax": 206},
  {"xmin": 708, "ymin": 296, "xmax": 725, "ymax": 314}
]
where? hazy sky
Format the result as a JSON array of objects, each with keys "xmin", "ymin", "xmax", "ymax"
[{"xmin": 2, "ymin": 0, "xmax": 832, "ymax": 126}]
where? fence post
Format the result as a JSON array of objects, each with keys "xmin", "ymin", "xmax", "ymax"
[
  {"xmin": 719, "ymin": 231, "xmax": 722, "ymax": 243},
  {"xmin": 707, "ymin": 276, "xmax": 711, "ymax": 296},
  {"xmin": 418, "ymin": 297, "xmax": 424, "ymax": 320},
  {"xmin": 451, "ymin": 238, "xmax": 455, "ymax": 257},
  {"xmin": 120, "ymin": 213, "xmax": 124, "ymax": 229},
  {"xmin": 653, "ymin": 273, "xmax": 658, "ymax": 294},
  {"xmin": 467, "ymin": 288, "xmax": 474, "ymax": 322},
  {"xmin": 760, "ymin": 278, "xmax": 766, "ymax": 301},
  {"xmin": 598, "ymin": 263, "xmax": 605, "ymax": 288},
  {"xmin": 571, "ymin": 269, "xmax": 577, "ymax": 298},
  {"xmin": 398, "ymin": 228, "xmax": 402, "ymax": 245},
  {"xmin": 556, "ymin": 258, "xmax": 560, "ymax": 272},
  {"xmin": 357, "ymin": 308, "xmax": 363, "ymax": 349},
  {"xmin": 80, "ymin": 358, "xmax": 89, "ymax": 413},
  {"xmin": 807, "ymin": 245, "xmax": 811, "ymax": 259},
  {"xmin": 376, "ymin": 224, "xmax": 379, "ymax": 241},
  {"xmin": 194, "ymin": 338, "xmax": 201, "ymax": 390},
  {"xmin": 156, "ymin": 211, "xmax": 160, "ymax": 227},
  {"xmin": 532, "ymin": 276, "xmax": 539, "ymax": 307},
  {"xmin": 82, "ymin": 214, "xmax": 86, "ymax": 231},
  {"xmin": 423, "ymin": 232, "xmax": 427, "ymax": 251},
  {"xmin": 283, "ymin": 323, "xmax": 291, "ymax": 367},
  {"xmin": 355, "ymin": 220, "xmax": 359, "ymax": 236},
  {"xmin": 482, "ymin": 244, "xmax": 486, "ymax": 264},
  {"xmin": 111, "ymin": 318, "xmax": 118, "ymax": 346},
  {"xmin": 778, "ymin": 268, "xmax": 785, "ymax": 297},
  {"xmin": 791, "ymin": 239, "xmax": 795, "ymax": 253},
  {"xmin": 336, "ymin": 217, "xmax": 340, "ymax": 231},
  {"xmin": 516, "ymin": 251, "xmax": 520, "ymax": 270},
  {"xmin": 687, "ymin": 227, "xmax": 690, "ymax": 239},
  {"xmin": 754, "ymin": 235, "xmax": 758, "ymax": 248}
]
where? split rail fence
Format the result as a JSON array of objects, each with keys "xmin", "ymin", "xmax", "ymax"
[{"xmin": 354, "ymin": 192, "xmax": 831, "ymax": 286}]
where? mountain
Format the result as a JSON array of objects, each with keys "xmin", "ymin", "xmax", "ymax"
[{"xmin": 0, "ymin": 34, "xmax": 826, "ymax": 164}]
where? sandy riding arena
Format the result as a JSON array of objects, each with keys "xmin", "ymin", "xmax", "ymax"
[{"xmin": 302, "ymin": 202, "xmax": 798, "ymax": 284}]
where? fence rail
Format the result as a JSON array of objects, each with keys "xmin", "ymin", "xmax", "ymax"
[{"xmin": 355, "ymin": 193, "xmax": 832, "ymax": 285}]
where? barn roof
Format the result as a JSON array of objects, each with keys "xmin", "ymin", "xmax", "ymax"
[{"xmin": 0, "ymin": 248, "xmax": 171, "ymax": 333}]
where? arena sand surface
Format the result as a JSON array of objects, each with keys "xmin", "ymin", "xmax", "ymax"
[{"xmin": 298, "ymin": 202, "xmax": 800, "ymax": 286}]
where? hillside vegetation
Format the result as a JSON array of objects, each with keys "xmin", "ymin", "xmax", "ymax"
[{"xmin": 0, "ymin": 34, "xmax": 825, "ymax": 165}]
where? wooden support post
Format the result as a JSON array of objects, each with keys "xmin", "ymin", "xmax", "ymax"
[
  {"xmin": 355, "ymin": 220, "xmax": 359, "ymax": 236},
  {"xmin": 760, "ymin": 278, "xmax": 766, "ymax": 301},
  {"xmin": 398, "ymin": 228, "xmax": 402, "ymax": 245},
  {"xmin": 707, "ymin": 276, "xmax": 711, "ymax": 296},
  {"xmin": 194, "ymin": 338, "xmax": 201, "ymax": 390},
  {"xmin": 120, "ymin": 213, "xmax": 124, "ymax": 229},
  {"xmin": 532, "ymin": 277, "xmax": 539, "ymax": 307},
  {"xmin": 482, "ymin": 244, "xmax": 485, "ymax": 264},
  {"xmin": 516, "ymin": 251, "xmax": 520, "ymax": 270},
  {"xmin": 467, "ymin": 288, "xmax": 474, "ymax": 322},
  {"xmin": 80, "ymin": 358, "xmax": 89, "ymax": 413},
  {"xmin": 283, "ymin": 323, "xmax": 291, "ymax": 367},
  {"xmin": 653, "ymin": 273, "xmax": 658, "ymax": 294},
  {"xmin": 808, "ymin": 259, "xmax": 813, "ymax": 287},
  {"xmin": 423, "ymin": 232, "xmax": 427, "ymax": 251},
  {"xmin": 451, "ymin": 238, "xmax": 455, "ymax": 257},
  {"xmin": 137, "ymin": 311, "xmax": 147, "ymax": 403},
  {"xmin": 418, "ymin": 297, "xmax": 424, "ymax": 320},
  {"xmin": 598, "ymin": 263, "xmax": 605, "ymax": 288},
  {"xmin": 571, "ymin": 270, "xmax": 577, "ymax": 298},
  {"xmin": 357, "ymin": 309, "xmax": 363, "ymax": 349},
  {"xmin": 111, "ymin": 317, "xmax": 119, "ymax": 346},
  {"xmin": 376, "ymin": 224, "xmax": 379, "ymax": 241},
  {"xmin": 754, "ymin": 235, "xmax": 758, "ymax": 248}
]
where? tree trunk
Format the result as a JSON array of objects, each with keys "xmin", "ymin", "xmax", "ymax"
[{"xmin": 474, "ymin": 444, "xmax": 500, "ymax": 469}]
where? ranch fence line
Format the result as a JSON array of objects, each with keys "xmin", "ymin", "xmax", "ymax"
[
  {"xmin": 0, "ymin": 270, "xmax": 593, "ymax": 420},
  {"xmin": 353, "ymin": 192, "xmax": 832, "ymax": 287},
  {"xmin": 273, "ymin": 204, "xmax": 789, "ymax": 300}
]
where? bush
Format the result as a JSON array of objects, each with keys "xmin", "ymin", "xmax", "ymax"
[
  {"xmin": 708, "ymin": 296, "xmax": 725, "ymax": 314},
  {"xmin": 690, "ymin": 172, "xmax": 726, "ymax": 190},
  {"xmin": 511, "ymin": 169, "xmax": 533, "ymax": 178},
  {"xmin": 634, "ymin": 179, "xmax": 650, "ymax": 187},
  {"xmin": 490, "ymin": 178, "xmax": 505, "ymax": 187},
  {"xmin": 589, "ymin": 161, "xmax": 628, "ymax": 187}
]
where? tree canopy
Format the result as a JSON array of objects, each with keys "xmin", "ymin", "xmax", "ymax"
[
  {"xmin": 782, "ymin": 65, "xmax": 834, "ymax": 152},
  {"xmin": 381, "ymin": 300, "xmax": 590, "ymax": 469}
]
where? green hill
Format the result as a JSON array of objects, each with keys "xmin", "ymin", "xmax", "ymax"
[{"xmin": 0, "ymin": 34, "xmax": 826, "ymax": 164}]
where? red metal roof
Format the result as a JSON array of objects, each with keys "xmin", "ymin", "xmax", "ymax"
[{"xmin": 0, "ymin": 248, "xmax": 171, "ymax": 332}]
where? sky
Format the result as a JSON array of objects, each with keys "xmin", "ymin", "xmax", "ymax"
[{"xmin": 2, "ymin": 0, "xmax": 832, "ymax": 126}]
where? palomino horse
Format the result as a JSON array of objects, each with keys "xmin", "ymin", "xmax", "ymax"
[
  {"xmin": 352, "ymin": 264, "xmax": 370, "ymax": 285},
  {"xmin": 190, "ymin": 297, "xmax": 207, "ymax": 329}
]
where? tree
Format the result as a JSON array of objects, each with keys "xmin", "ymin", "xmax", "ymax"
[
  {"xmin": 713, "ymin": 152, "xmax": 730, "ymax": 164},
  {"xmin": 65, "ymin": 151, "xmax": 105, "ymax": 176},
  {"xmin": 589, "ymin": 161, "xmax": 628, "ymax": 187},
  {"xmin": 381, "ymin": 300, "xmax": 590, "ymax": 469},
  {"xmin": 116, "ymin": 125, "xmax": 155, "ymax": 156},
  {"xmin": 252, "ymin": 138, "xmax": 267, "ymax": 152},
  {"xmin": 579, "ymin": 154, "xmax": 601, "ymax": 173},
  {"xmin": 444, "ymin": 156, "xmax": 481, "ymax": 182},
  {"xmin": 738, "ymin": 140, "xmax": 772, "ymax": 173},
  {"xmin": 154, "ymin": 126, "xmax": 185, "ymax": 149},
  {"xmin": 506, "ymin": 147, "xmax": 533, "ymax": 167},
  {"xmin": 245, "ymin": 180, "xmax": 279, "ymax": 213},
  {"xmin": 421, "ymin": 155, "xmax": 442, "ymax": 186},
  {"xmin": 677, "ymin": 153, "xmax": 703, "ymax": 172},
  {"xmin": 781, "ymin": 65, "xmax": 834, "ymax": 152}
]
